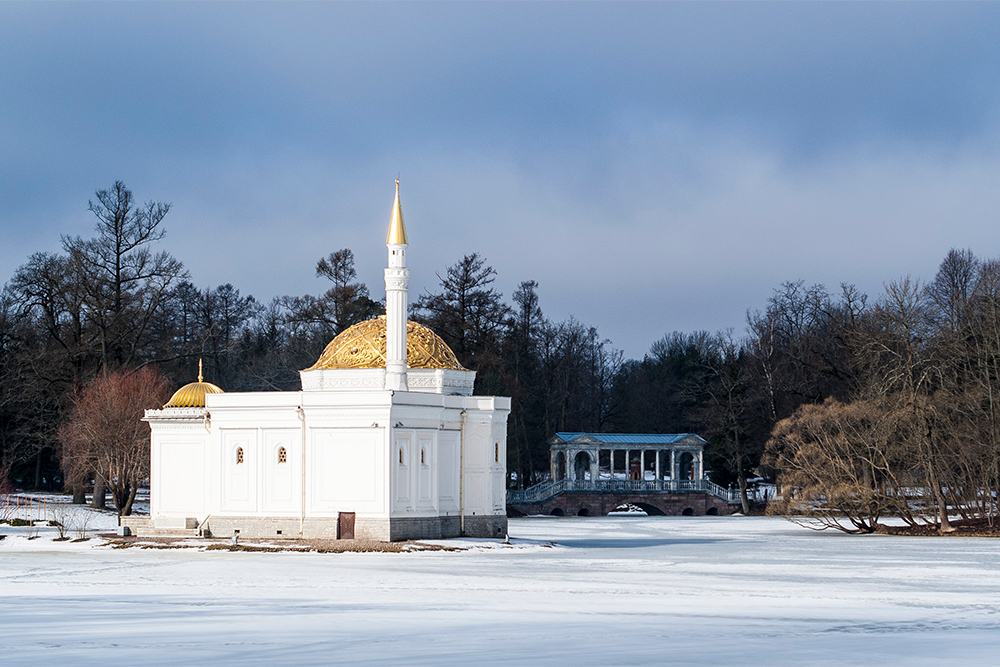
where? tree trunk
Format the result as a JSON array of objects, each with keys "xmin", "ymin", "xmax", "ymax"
[
  {"xmin": 921, "ymin": 416, "xmax": 955, "ymax": 534},
  {"xmin": 33, "ymin": 450, "xmax": 42, "ymax": 489},
  {"xmin": 122, "ymin": 484, "xmax": 138, "ymax": 517},
  {"xmin": 935, "ymin": 482, "xmax": 955, "ymax": 534},
  {"xmin": 71, "ymin": 485, "xmax": 87, "ymax": 505},
  {"xmin": 91, "ymin": 477, "xmax": 107, "ymax": 509},
  {"xmin": 738, "ymin": 475, "xmax": 750, "ymax": 515},
  {"xmin": 111, "ymin": 483, "xmax": 131, "ymax": 517},
  {"xmin": 733, "ymin": 451, "xmax": 749, "ymax": 514}
]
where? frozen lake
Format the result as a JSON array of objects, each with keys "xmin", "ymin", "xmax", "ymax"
[{"xmin": 1, "ymin": 515, "xmax": 998, "ymax": 665}]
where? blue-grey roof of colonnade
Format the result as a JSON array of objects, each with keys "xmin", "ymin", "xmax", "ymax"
[{"xmin": 552, "ymin": 433, "xmax": 706, "ymax": 445}]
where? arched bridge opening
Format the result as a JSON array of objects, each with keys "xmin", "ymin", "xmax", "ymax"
[{"xmin": 630, "ymin": 502, "xmax": 665, "ymax": 516}]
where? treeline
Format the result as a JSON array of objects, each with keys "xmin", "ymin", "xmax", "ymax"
[
  {"xmin": 611, "ymin": 250, "xmax": 1000, "ymax": 530},
  {"xmin": 0, "ymin": 181, "xmax": 631, "ymax": 497},
  {"xmin": 3, "ymin": 182, "xmax": 999, "ymax": 531},
  {"xmin": 0, "ymin": 182, "xmax": 384, "ymax": 493}
]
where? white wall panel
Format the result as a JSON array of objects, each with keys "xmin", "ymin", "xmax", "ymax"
[
  {"xmin": 311, "ymin": 428, "xmax": 384, "ymax": 514},
  {"xmin": 438, "ymin": 434, "xmax": 458, "ymax": 509},
  {"xmin": 393, "ymin": 434, "xmax": 411, "ymax": 509},
  {"xmin": 418, "ymin": 435, "xmax": 433, "ymax": 506},
  {"xmin": 263, "ymin": 429, "xmax": 298, "ymax": 513},
  {"xmin": 222, "ymin": 430, "xmax": 257, "ymax": 512},
  {"xmin": 157, "ymin": 440, "xmax": 205, "ymax": 515}
]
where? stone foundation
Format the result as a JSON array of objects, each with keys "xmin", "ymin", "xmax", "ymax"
[
  {"xmin": 388, "ymin": 514, "xmax": 507, "ymax": 541},
  {"xmin": 201, "ymin": 516, "xmax": 389, "ymax": 541},
  {"xmin": 458, "ymin": 514, "xmax": 508, "ymax": 539},
  {"xmin": 128, "ymin": 513, "xmax": 508, "ymax": 542}
]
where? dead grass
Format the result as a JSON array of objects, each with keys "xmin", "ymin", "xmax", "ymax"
[
  {"xmin": 102, "ymin": 536, "xmax": 469, "ymax": 553},
  {"xmin": 875, "ymin": 517, "xmax": 1000, "ymax": 537}
]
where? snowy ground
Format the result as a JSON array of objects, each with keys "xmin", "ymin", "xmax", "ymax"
[{"xmin": 2, "ymin": 513, "xmax": 999, "ymax": 666}]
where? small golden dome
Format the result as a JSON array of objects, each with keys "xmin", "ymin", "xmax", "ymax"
[
  {"xmin": 306, "ymin": 316, "xmax": 465, "ymax": 371},
  {"xmin": 164, "ymin": 361, "xmax": 224, "ymax": 408}
]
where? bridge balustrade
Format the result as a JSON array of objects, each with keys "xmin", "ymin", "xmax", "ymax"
[{"xmin": 508, "ymin": 478, "xmax": 739, "ymax": 504}]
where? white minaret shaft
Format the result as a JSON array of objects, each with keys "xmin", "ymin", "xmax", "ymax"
[{"xmin": 385, "ymin": 179, "xmax": 409, "ymax": 392}]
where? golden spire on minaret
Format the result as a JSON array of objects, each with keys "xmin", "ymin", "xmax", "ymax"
[
  {"xmin": 198, "ymin": 358, "xmax": 204, "ymax": 383},
  {"xmin": 386, "ymin": 179, "xmax": 408, "ymax": 245}
]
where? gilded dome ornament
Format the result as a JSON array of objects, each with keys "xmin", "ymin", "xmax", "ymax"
[
  {"xmin": 306, "ymin": 316, "xmax": 465, "ymax": 371},
  {"xmin": 163, "ymin": 359, "xmax": 224, "ymax": 408}
]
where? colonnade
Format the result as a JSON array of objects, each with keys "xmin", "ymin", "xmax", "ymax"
[{"xmin": 549, "ymin": 447, "xmax": 703, "ymax": 483}]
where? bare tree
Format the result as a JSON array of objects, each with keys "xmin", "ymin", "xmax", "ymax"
[
  {"xmin": 703, "ymin": 331, "xmax": 756, "ymax": 514},
  {"xmin": 62, "ymin": 181, "xmax": 186, "ymax": 367},
  {"xmin": 765, "ymin": 397, "xmax": 907, "ymax": 533},
  {"xmin": 282, "ymin": 249, "xmax": 381, "ymax": 340},
  {"xmin": 862, "ymin": 277, "xmax": 955, "ymax": 533},
  {"xmin": 59, "ymin": 366, "xmax": 171, "ymax": 517}
]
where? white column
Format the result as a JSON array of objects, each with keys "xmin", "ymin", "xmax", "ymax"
[
  {"xmin": 640, "ymin": 450, "xmax": 646, "ymax": 482},
  {"xmin": 385, "ymin": 180, "xmax": 409, "ymax": 392},
  {"xmin": 655, "ymin": 450, "xmax": 661, "ymax": 481}
]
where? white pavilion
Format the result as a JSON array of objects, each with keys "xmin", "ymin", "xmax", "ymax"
[{"xmin": 125, "ymin": 182, "xmax": 510, "ymax": 541}]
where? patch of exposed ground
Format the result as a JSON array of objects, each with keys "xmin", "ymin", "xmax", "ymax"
[
  {"xmin": 876, "ymin": 517, "xmax": 1000, "ymax": 537},
  {"xmin": 100, "ymin": 535, "xmax": 471, "ymax": 553}
]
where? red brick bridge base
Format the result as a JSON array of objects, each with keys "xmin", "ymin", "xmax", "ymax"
[{"xmin": 508, "ymin": 492, "xmax": 739, "ymax": 518}]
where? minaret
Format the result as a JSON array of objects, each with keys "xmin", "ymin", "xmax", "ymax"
[{"xmin": 385, "ymin": 179, "xmax": 409, "ymax": 392}]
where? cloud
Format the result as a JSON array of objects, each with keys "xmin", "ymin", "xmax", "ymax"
[
  {"xmin": 135, "ymin": 117, "xmax": 1000, "ymax": 359},
  {"xmin": 3, "ymin": 2, "xmax": 1000, "ymax": 358}
]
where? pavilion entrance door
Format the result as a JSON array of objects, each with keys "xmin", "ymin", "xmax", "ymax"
[{"xmin": 338, "ymin": 512, "xmax": 356, "ymax": 539}]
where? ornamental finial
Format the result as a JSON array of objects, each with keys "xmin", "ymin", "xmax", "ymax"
[
  {"xmin": 386, "ymin": 179, "xmax": 408, "ymax": 245},
  {"xmin": 198, "ymin": 358, "xmax": 203, "ymax": 383}
]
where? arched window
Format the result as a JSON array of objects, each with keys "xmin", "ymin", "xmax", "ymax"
[
  {"xmin": 399, "ymin": 448, "xmax": 405, "ymax": 465},
  {"xmin": 420, "ymin": 448, "xmax": 426, "ymax": 465},
  {"xmin": 236, "ymin": 447, "xmax": 244, "ymax": 465},
  {"xmin": 278, "ymin": 446, "xmax": 287, "ymax": 464}
]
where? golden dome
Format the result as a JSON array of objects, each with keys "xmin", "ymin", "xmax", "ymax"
[
  {"xmin": 306, "ymin": 316, "xmax": 465, "ymax": 371},
  {"xmin": 164, "ymin": 361, "xmax": 224, "ymax": 408}
]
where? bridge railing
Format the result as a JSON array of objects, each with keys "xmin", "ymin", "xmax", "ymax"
[{"xmin": 507, "ymin": 478, "xmax": 740, "ymax": 504}]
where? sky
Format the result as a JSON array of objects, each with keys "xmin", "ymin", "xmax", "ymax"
[{"xmin": 3, "ymin": 2, "xmax": 1000, "ymax": 359}]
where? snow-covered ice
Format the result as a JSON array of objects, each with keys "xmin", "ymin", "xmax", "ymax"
[{"xmin": 2, "ymin": 515, "xmax": 999, "ymax": 666}]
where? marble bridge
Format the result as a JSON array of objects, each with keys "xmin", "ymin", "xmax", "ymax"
[
  {"xmin": 506, "ymin": 478, "xmax": 741, "ymax": 517},
  {"xmin": 508, "ymin": 432, "xmax": 742, "ymax": 517}
]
